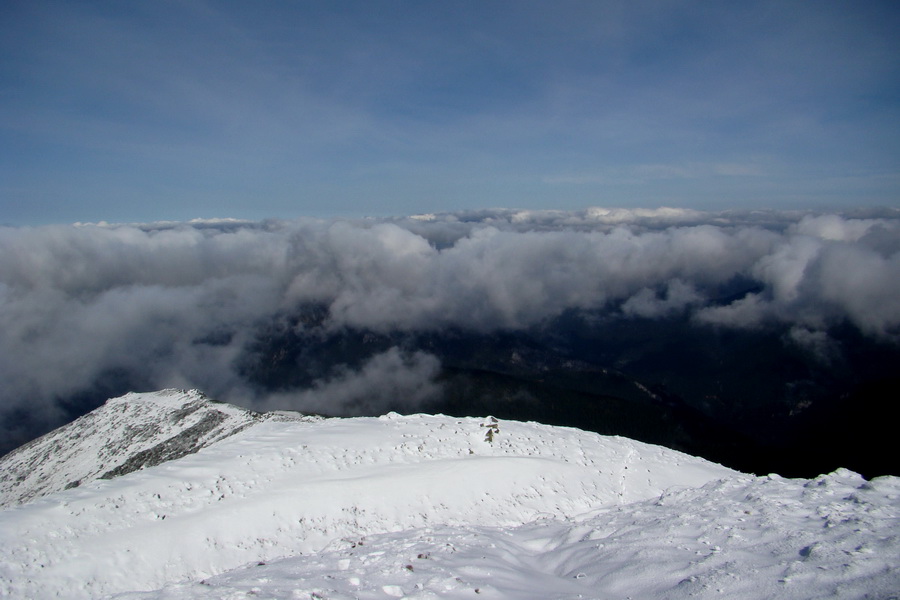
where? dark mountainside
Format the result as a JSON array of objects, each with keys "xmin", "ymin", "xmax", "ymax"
[
  {"xmin": 236, "ymin": 308, "xmax": 898, "ymax": 479},
  {"xmin": 2, "ymin": 306, "xmax": 897, "ymax": 479}
]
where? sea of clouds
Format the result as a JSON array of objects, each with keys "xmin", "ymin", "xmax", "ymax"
[{"xmin": 2, "ymin": 207, "xmax": 899, "ymax": 448}]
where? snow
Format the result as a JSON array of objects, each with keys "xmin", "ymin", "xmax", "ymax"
[
  {"xmin": 1, "ymin": 391, "xmax": 898, "ymax": 599},
  {"xmin": 112, "ymin": 472, "xmax": 900, "ymax": 599},
  {"xmin": 0, "ymin": 389, "xmax": 282, "ymax": 509}
]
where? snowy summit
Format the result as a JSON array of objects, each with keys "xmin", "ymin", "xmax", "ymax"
[{"xmin": 0, "ymin": 390, "xmax": 898, "ymax": 599}]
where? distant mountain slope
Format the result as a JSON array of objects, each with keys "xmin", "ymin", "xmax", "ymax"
[
  {"xmin": 0, "ymin": 389, "xmax": 305, "ymax": 509},
  {"xmin": 0, "ymin": 398, "xmax": 736, "ymax": 599}
]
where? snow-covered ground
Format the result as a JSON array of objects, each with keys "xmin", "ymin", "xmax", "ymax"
[
  {"xmin": 0, "ymin": 391, "xmax": 898, "ymax": 599},
  {"xmin": 0, "ymin": 389, "xmax": 287, "ymax": 509},
  {"xmin": 115, "ymin": 471, "xmax": 900, "ymax": 600}
]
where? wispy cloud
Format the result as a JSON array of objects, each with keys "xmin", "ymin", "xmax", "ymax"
[{"xmin": 544, "ymin": 161, "xmax": 768, "ymax": 185}]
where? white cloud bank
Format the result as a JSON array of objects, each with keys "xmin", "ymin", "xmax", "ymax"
[{"xmin": 1, "ymin": 208, "xmax": 898, "ymax": 439}]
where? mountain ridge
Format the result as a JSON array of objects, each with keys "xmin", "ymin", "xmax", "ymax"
[
  {"xmin": 0, "ymin": 389, "xmax": 310, "ymax": 509},
  {"xmin": 0, "ymin": 390, "xmax": 897, "ymax": 599},
  {"xmin": 0, "ymin": 389, "xmax": 738, "ymax": 598}
]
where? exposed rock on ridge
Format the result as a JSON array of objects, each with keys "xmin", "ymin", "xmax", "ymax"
[{"xmin": 0, "ymin": 389, "xmax": 303, "ymax": 508}]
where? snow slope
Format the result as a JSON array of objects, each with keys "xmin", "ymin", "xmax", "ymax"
[
  {"xmin": 0, "ymin": 389, "xmax": 300, "ymax": 509},
  {"xmin": 116, "ymin": 471, "xmax": 900, "ymax": 600},
  {"xmin": 0, "ymin": 391, "xmax": 898, "ymax": 599}
]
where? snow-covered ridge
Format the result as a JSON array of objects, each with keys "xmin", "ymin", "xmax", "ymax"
[
  {"xmin": 0, "ymin": 389, "xmax": 307, "ymax": 509},
  {"xmin": 1, "ymin": 391, "xmax": 897, "ymax": 599},
  {"xmin": 0, "ymin": 391, "xmax": 735, "ymax": 598}
]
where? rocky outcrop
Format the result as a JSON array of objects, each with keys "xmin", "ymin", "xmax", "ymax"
[{"xmin": 0, "ymin": 389, "xmax": 303, "ymax": 508}]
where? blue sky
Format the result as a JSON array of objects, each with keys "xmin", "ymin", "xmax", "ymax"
[{"xmin": 1, "ymin": 0, "xmax": 898, "ymax": 225}]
